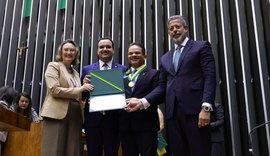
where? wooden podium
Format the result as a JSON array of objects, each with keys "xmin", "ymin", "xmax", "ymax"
[
  {"xmin": 2, "ymin": 122, "xmax": 43, "ymax": 156},
  {"xmin": 0, "ymin": 106, "xmax": 122, "ymax": 156},
  {"xmin": 0, "ymin": 106, "xmax": 31, "ymax": 131}
]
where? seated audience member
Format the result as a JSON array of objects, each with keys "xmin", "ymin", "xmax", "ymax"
[
  {"xmin": 11, "ymin": 92, "xmax": 40, "ymax": 122},
  {"xmin": 0, "ymin": 86, "xmax": 19, "ymax": 156},
  {"xmin": 0, "ymin": 86, "xmax": 19, "ymax": 110}
]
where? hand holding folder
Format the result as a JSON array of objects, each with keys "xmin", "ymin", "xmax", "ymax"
[{"xmin": 88, "ymin": 69, "xmax": 126, "ymax": 112}]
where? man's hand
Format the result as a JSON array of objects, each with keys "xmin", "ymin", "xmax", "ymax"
[
  {"xmin": 198, "ymin": 109, "xmax": 211, "ymax": 128},
  {"xmin": 125, "ymin": 98, "xmax": 143, "ymax": 112}
]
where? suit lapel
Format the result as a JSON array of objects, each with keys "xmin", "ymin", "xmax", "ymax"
[
  {"xmin": 164, "ymin": 40, "xmax": 193, "ymax": 75},
  {"xmin": 124, "ymin": 68, "xmax": 148, "ymax": 95},
  {"xmin": 90, "ymin": 62, "xmax": 99, "ymax": 71},
  {"xmin": 132, "ymin": 68, "xmax": 148, "ymax": 93},
  {"xmin": 96, "ymin": 62, "xmax": 100, "ymax": 70},
  {"xmin": 124, "ymin": 77, "xmax": 132, "ymax": 95},
  {"xmin": 172, "ymin": 40, "xmax": 193, "ymax": 74},
  {"xmin": 163, "ymin": 50, "xmax": 175, "ymax": 75},
  {"xmin": 73, "ymin": 69, "xmax": 80, "ymax": 86},
  {"xmin": 112, "ymin": 61, "xmax": 119, "ymax": 69},
  {"xmin": 58, "ymin": 62, "xmax": 72, "ymax": 87},
  {"xmin": 176, "ymin": 40, "xmax": 193, "ymax": 72}
]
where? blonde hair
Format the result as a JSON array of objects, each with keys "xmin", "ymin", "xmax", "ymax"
[{"xmin": 55, "ymin": 39, "xmax": 80, "ymax": 65}]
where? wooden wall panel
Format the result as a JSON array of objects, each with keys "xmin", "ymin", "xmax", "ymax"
[{"xmin": 2, "ymin": 122, "xmax": 43, "ymax": 156}]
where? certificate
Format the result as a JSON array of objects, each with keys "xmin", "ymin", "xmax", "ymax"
[{"xmin": 88, "ymin": 69, "xmax": 126, "ymax": 112}]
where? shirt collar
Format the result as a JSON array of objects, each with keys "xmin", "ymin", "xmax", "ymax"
[
  {"xmin": 99, "ymin": 59, "xmax": 113, "ymax": 69},
  {"xmin": 174, "ymin": 37, "xmax": 189, "ymax": 49},
  {"xmin": 130, "ymin": 67, "xmax": 136, "ymax": 72},
  {"xmin": 131, "ymin": 64, "xmax": 145, "ymax": 71}
]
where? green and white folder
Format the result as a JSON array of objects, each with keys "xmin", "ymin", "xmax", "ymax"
[{"xmin": 88, "ymin": 68, "xmax": 126, "ymax": 112}]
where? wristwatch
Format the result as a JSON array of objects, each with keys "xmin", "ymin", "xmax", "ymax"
[{"xmin": 202, "ymin": 105, "xmax": 212, "ymax": 112}]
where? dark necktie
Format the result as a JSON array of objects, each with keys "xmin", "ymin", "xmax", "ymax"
[
  {"xmin": 103, "ymin": 63, "xmax": 108, "ymax": 70},
  {"xmin": 101, "ymin": 63, "xmax": 108, "ymax": 115},
  {"xmin": 173, "ymin": 46, "xmax": 182, "ymax": 71}
]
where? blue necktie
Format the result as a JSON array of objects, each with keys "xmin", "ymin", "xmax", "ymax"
[
  {"xmin": 131, "ymin": 69, "xmax": 137, "ymax": 76},
  {"xmin": 173, "ymin": 46, "xmax": 182, "ymax": 71},
  {"xmin": 131, "ymin": 69, "xmax": 137, "ymax": 92}
]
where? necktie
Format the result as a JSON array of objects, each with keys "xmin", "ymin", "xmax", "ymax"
[
  {"xmin": 103, "ymin": 63, "xmax": 108, "ymax": 70},
  {"xmin": 131, "ymin": 69, "xmax": 137, "ymax": 76},
  {"xmin": 173, "ymin": 46, "xmax": 182, "ymax": 71},
  {"xmin": 101, "ymin": 63, "xmax": 108, "ymax": 115},
  {"xmin": 131, "ymin": 69, "xmax": 137, "ymax": 92}
]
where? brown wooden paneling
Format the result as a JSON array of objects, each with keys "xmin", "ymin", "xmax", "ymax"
[
  {"xmin": 0, "ymin": 106, "xmax": 30, "ymax": 131},
  {"xmin": 2, "ymin": 122, "xmax": 122, "ymax": 156},
  {"xmin": 2, "ymin": 122, "xmax": 43, "ymax": 156}
]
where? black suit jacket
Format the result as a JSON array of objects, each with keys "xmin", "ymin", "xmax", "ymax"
[{"xmin": 119, "ymin": 68, "xmax": 160, "ymax": 132}]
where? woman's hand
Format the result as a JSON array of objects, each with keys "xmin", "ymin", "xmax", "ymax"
[
  {"xmin": 80, "ymin": 83, "xmax": 94, "ymax": 92},
  {"xmin": 81, "ymin": 99, "xmax": 87, "ymax": 109},
  {"xmin": 83, "ymin": 75, "xmax": 91, "ymax": 84}
]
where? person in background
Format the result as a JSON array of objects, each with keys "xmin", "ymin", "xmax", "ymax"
[
  {"xmin": 0, "ymin": 86, "xmax": 19, "ymax": 110},
  {"xmin": 158, "ymin": 107, "xmax": 165, "ymax": 131},
  {"xmin": 0, "ymin": 86, "xmax": 19, "ymax": 156},
  {"xmin": 125, "ymin": 15, "xmax": 216, "ymax": 156},
  {"xmin": 11, "ymin": 92, "xmax": 40, "ymax": 122},
  {"xmin": 81, "ymin": 37, "xmax": 127, "ymax": 156},
  {"xmin": 119, "ymin": 42, "xmax": 160, "ymax": 156},
  {"xmin": 0, "ymin": 131, "xmax": 7, "ymax": 156},
  {"xmin": 41, "ymin": 39, "xmax": 93, "ymax": 156},
  {"xmin": 210, "ymin": 102, "xmax": 225, "ymax": 156},
  {"xmin": 157, "ymin": 107, "xmax": 167, "ymax": 156}
]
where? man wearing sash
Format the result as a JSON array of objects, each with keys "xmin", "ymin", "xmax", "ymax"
[
  {"xmin": 125, "ymin": 15, "xmax": 216, "ymax": 156},
  {"xmin": 119, "ymin": 42, "xmax": 161, "ymax": 156}
]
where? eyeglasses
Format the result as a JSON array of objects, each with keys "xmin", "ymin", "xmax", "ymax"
[{"xmin": 63, "ymin": 48, "xmax": 76, "ymax": 53}]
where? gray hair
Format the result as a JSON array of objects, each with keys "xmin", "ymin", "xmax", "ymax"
[{"xmin": 167, "ymin": 15, "xmax": 188, "ymax": 28}]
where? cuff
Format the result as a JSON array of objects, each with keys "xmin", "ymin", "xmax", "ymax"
[
  {"xmin": 202, "ymin": 102, "xmax": 213, "ymax": 111},
  {"xmin": 139, "ymin": 98, "xmax": 151, "ymax": 110}
]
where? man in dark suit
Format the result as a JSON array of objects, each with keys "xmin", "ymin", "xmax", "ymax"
[
  {"xmin": 126, "ymin": 15, "xmax": 216, "ymax": 156},
  {"xmin": 81, "ymin": 37, "xmax": 127, "ymax": 156},
  {"xmin": 119, "ymin": 42, "xmax": 160, "ymax": 156}
]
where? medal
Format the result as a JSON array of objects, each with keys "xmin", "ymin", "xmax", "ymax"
[
  {"xmin": 128, "ymin": 81, "xmax": 135, "ymax": 88},
  {"xmin": 126, "ymin": 65, "xmax": 146, "ymax": 88}
]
